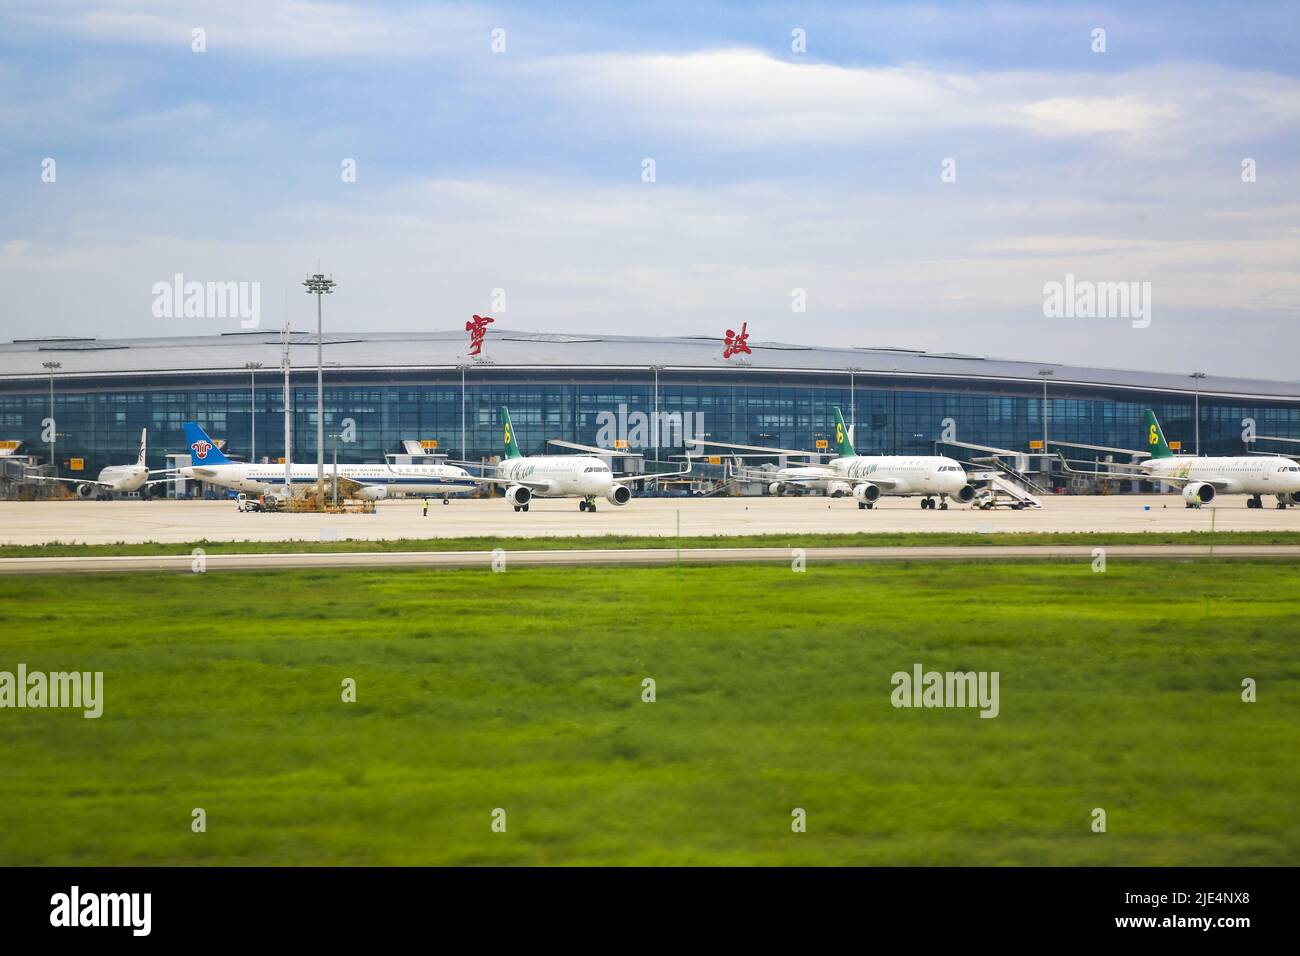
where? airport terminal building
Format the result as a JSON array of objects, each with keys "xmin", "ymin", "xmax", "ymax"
[{"xmin": 1, "ymin": 329, "xmax": 1298, "ymax": 485}]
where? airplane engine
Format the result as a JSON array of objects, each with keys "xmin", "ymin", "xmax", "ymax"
[
  {"xmin": 827, "ymin": 480, "xmax": 852, "ymax": 498},
  {"xmin": 506, "ymin": 484, "xmax": 531, "ymax": 507},
  {"xmin": 1182, "ymin": 481, "xmax": 1216, "ymax": 505},
  {"xmin": 76, "ymin": 483, "xmax": 96, "ymax": 499},
  {"xmin": 1290, "ymin": 492, "xmax": 1300, "ymax": 505},
  {"xmin": 852, "ymin": 482, "xmax": 881, "ymax": 503},
  {"xmin": 606, "ymin": 484, "xmax": 631, "ymax": 506},
  {"xmin": 768, "ymin": 481, "xmax": 783, "ymax": 496},
  {"xmin": 356, "ymin": 486, "xmax": 388, "ymax": 501},
  {"xmin": 955, "ymin": 483, "xmax": 976, "ymax": 503}
]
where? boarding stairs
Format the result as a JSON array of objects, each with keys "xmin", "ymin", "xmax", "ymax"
[
  {"xmin": 988, "ymin": 457, "xmax": 1051, "ymax": 496},
  {"xmin": 966, "ymin": 469, "xmax": 1044, "ymax": 509}
]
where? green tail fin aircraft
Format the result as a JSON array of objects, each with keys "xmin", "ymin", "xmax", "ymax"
[
  {"xmin": 831, "ymin": 406, "xmax": 857, "ymax": 458},
  {"xmin": 500, "ymin": 406, "xmax": 523, "ymax": 459},
  {"xmin": 1143, "ymin": 409, "xmax": 1175, "ymax": 459}
]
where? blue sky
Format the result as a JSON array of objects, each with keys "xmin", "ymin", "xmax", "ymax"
[{"xmin": 2, "ymin": 0, "xmax": 1298, "ymax": 377}]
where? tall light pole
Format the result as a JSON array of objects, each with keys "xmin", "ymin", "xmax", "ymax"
[
  {"xmin": 1037, "ymin": 368, "xmax": 1055, "ymax": 449},
  {"xmin": 457, "ymin": 363, "xmax": 468, "ymax": 460},
  {"xmin": 848, "ymin": 366, "xmax": 862, "ymax": 450},
  {"xmin": 281, "ymin": 324, "xmax": 292, "ymax": 495},
  {"xmin": 303, "ymin": 273, "xmax": 336, "ymax": 508},
  {"xmin": 244, "ymin": 361, "xmax": 263, "ymax": 464},
  {"xmin": 41, "ymin": 361, "xmax": 61, "ymax": 468},
  {"xmin": 650, "ymin": 364, "xmax": 664, "ymax": 462},
  {"xmin": 1191, "ymin": 372, "xmax": 1206, "ymax": 455},
  {"xmin": 329, "ymin": 431, "xmax": 342, "ymax": 509}
]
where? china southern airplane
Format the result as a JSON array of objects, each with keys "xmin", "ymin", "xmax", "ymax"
[
  {"xmin": 27, "ymin": 428, "xmax": 173, "ymax": 499},
  {"xmin": 1088, "ymin": 410, "xmax": 1300, "ymax": 509},
  {"xmin": 707, "ymin": 406, "xmax": 975, "ymax": 510},
  {"xmin": 180, "ymin": 422, "xmax": 476, "ymax": 500},
  {"xmin": 476, "ymin": 407, "xmax": 692, "ymax": 512}
]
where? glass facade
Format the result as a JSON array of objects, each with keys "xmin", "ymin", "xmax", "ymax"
[{"xmin": 4, "ymin": 368, "xmax": 1299, "ymax": 479}]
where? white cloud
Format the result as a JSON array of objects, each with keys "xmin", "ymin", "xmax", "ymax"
[
  {"xmin": 1019, "ymin": 96, "xmax": 1179, "ymax": 134},
  {"xmin": 12, "ymin": 0, "xmax": 491, "ymax": 58},
  {"xmin": 524, "ymin": 49, "xmax": 1300, "ymax": 151},
  {"xmin": 4, "ymin": 176, "xmax": 1298, "ymax": 378}
]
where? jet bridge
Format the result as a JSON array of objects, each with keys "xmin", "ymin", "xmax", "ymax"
[{"xmin": 1048, "ymin": 440, "xmax": 1148, "ymax": 493}]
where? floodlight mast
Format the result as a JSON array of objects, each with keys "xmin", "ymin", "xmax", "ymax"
[
  {"xmin": 41, "ymin": 361, "xmax": 62, "ymax": 468},
  {"xmin": 302, "ymin": 273, "xmax": 336, "ymax": 508},
  {"xmin": 281, "ymin": 323, "xmax": 292, "ymax": 495},
  {"xmin": 244, "ymin": 362, "xmax": 263, "ymax": 463}
]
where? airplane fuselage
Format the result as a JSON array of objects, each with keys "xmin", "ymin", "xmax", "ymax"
[
  {"xmin": 179, "ymin": 462, "xmax": 475, "ymax": 497},
  {"xmin": 93, "ymin": 465, "xmax": 150, "ymax": 493},
  {"xmin": 830, "ymin": 455, "xmax": 971, "ymax": 496},
  {"xmin": 1141, "ymin": 456, "xmax": 1300, "ymax": 496},
  {"xmin": 499, "ymin": 456, "xmax": 614, "ymax": 497}
]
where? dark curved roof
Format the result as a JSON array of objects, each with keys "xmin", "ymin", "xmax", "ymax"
[{"xmin": 2, "ymin": 329, "xmax": 1298, "ymax": 401}]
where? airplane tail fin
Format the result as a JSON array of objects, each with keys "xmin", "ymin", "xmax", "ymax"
[
  {"xmin": 500, "ymin": 406, "xmax": 522, "ymax": 459},
  {"xmin": 1143, "ymin": 409, "xmax": 1175, "ymax": 459},
  {"xmin": 137, "ymin": 427, "xmax": 147, "ymax": 466},
  {"xmin": 832, "ymin": 406, "xmax": 857, "ymax": 458},
  {"xmin": 182, "ymin": 422, "xmax": 233, "ymax": 466}
]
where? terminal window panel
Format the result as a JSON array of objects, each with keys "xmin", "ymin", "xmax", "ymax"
[{"xmin": 3, "ymin": 380, "xmax": 1299, "ymax": 474}]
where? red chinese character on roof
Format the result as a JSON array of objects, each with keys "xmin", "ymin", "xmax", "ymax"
[
  {"xmin": 723, "ymin": 321, "xmax": 751, "ymax": 359},
  {"xmin": 466, "ymin": 314, "xmax": 495, "ymax": 356}
]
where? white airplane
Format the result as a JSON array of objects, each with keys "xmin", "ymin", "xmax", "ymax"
[
  {"xmin": 26, "ymin": 428, "xmax": 173, "ymax": 499},
  {"xmin": 180, "ymin": 422, "xmax": 476, "ymax": 501},
  {"xmin": 476, "ymin": 407, "xmax": 692, "ymax": 512},
  {"xmin": 705, "ymin": 406, "xmax": 976, "ymax": 510},
  {"xmin": 1061, "ymin": 409, "xmax": 1300, "ymax": 509},
  {"xmin": 740, "ymin": 463, "xmax": 835, "ymax": 496}
]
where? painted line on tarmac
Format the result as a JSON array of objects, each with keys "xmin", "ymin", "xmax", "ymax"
[{"xmin": 0, "ymin": 544, "xmax": 1297, "ymax": 574}]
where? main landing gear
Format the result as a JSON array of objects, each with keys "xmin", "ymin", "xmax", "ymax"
[
  {"xmin": 857, "ymin": 501, "xmax": 874, "ymax": 510},
  {"xmin": 579, "ymin": 497, "xmax": 598, "ymax": 512},
  {"xmin": 1248, "ymin": 495, "xmax": 1263, "ymax": 509},
  {"xmin": 512, "ymin": 503, "xmax": 530, "ymax": 512},
  {"xmin": 920, "ymin": 497, "xmax": 948, "ymax": 510}
]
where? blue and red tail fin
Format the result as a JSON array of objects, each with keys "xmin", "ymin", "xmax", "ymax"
[{"xmin": 183, "ymin": 422, "xmax": 232, "ymax": 466}]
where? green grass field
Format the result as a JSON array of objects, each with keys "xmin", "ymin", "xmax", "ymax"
[
  {"xmin": 2, "ymin": 560, "xmax": 1297, "ymax": 865},
  {"xmin": 4, "ymin": 528, "xmax": 1300, "ymax": 557}
]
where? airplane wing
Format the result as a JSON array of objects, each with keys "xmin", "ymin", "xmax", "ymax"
[
  {"xmin": 1137, "ymin": 473, "xmax": 1234, "ymax": 490},
  {"xmin": 1049, "ymin": 439, "xmax": 1149, "ymax": 458},
  {"xmin": 686, "ymin": 438, "xmax": 821, "ymax": 458},
  {"xmin": 1054, "ymin": 453, "xmax": 1230, "ymax": 488},
  {"xmin": 458, "ymin": 474, "xmax": 555, "ymax": 493},
  {"xmin": 1055, "ymin": 452, "xmax": 1150, "ymax": 479},
  {"xmin": 547, "ymin": 439, "xmax": 644, "ymax": 457},
  {"xmin": 187, "ymin": 467, "xmax": 221, "ymax": 478},
  {"xmin": 616, "ymin": 457, "xmax": 694, "ymax": 483},
  {"xmin": 736, "ymin": 468, "xmax": 831, "ymax": 483},
  {"xmin": 23, "ymin": 475, "xmax": 113, "ymax": 489}
]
